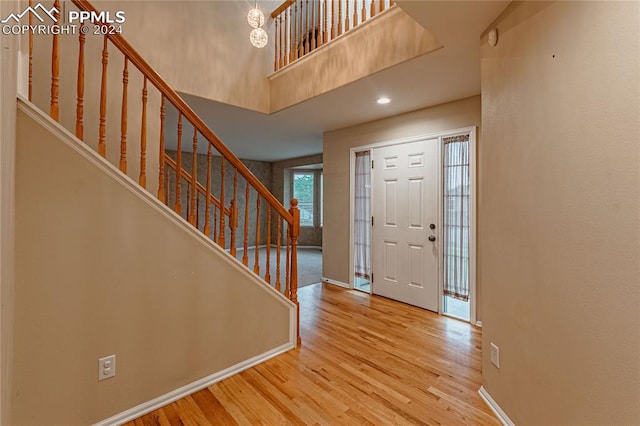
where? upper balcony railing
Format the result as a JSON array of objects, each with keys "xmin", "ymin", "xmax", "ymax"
[{"xmin": 271, "ymin": 0, "xmax": 395, "ymax": 72}]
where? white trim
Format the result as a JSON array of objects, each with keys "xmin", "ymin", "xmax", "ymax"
[
  {"xmin": 478, "ymin": 386, "xmax": 515, "ymax": 426},
  {"xmin": 93, "ymin": 342, "xmax": 294, "ymax": 426},
  {"xmin": 322, "ymin": 277, "xmax": 350, "ymax": 289},
  {"xmin": 475, "ymin": 320, "xmax": 483, "ymax": 328}
]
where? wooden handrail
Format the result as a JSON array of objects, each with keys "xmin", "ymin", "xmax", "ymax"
[
  {"xmin": 70, "ymin": 0, "xmax": 293, "ymax": 225},
  {"xmin": 271, "ymin": 0, "xmax": 294, "ymax": 18},
  {"xmin": 164, "ymin": 156, "xmax": 231, "ymax": 217}
]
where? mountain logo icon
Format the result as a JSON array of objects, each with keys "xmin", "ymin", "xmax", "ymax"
[{"xmin": 1, "ymin": 3, "xmax": 59, "ymax": 24}]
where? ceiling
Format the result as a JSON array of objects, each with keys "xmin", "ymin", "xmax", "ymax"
[{"xmin": 173, "ymin": 1, "xmax": 509, "ymax": 162}]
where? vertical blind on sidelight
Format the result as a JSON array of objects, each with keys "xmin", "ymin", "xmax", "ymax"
[
  {"xmin": 354, "ymin": 151, "xmax": 372, "ymax": 281},
  {"xmin": 443, "ymin": 135, "xmax": 470, "ymax": 301}
]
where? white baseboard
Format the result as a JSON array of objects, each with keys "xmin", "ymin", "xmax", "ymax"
[
  {"xmin": 322, "ymin": 277, "xmax": 350, "ymax": 289},
  {"xmin": 478, "ymin": 386, "xmax": 515, "ymax": 426},
  {"xmin": 93, "ymin": 342, "xmax": 294, "ymax": 426}
]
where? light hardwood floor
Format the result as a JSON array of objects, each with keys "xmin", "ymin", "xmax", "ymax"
[{"xmin": 126, "ymin": 283, "xmax": 498, "ymax": 425}]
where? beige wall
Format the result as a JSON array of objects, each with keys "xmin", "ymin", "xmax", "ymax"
[
  {"xmin": 96, "ymin": 1, "xmax": 275, "ymax": 114},
  {"xmin": 479, "ymin": 2, "xmax": 640, "ymax": 424},
  {"xmin": 269, "ymin": 7, "xmax": 441, "ymax": 112},
  {"xmin": 323, "ymin": 96, "xmax": 480, "ymax": 289},
  {"xmin": 12, "ymin": 104, "xmax": 293, "ymax": 424}
]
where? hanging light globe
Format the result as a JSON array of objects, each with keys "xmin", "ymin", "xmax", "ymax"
[
  {"xmin": 247, "ymin": 7, "xmax": 265, "ymax": 29},
  {"xmin": 250, "ymin": 27, "xmax": 268, "ymax": 48}
]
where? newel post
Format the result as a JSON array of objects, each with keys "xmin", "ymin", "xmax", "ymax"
[{"xmin": 289, "ymin": 198, "xmax": 301, "ymax": 345}]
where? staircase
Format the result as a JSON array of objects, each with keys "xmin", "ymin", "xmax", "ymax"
[{"xmin": 27, "ymin": 0, "xmax": 300, "ymax": 342}]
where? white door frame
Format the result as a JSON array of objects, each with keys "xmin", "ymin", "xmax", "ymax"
[{"xmin": 348, "ymin": 126, "xmax": 477, "ymax": 325}]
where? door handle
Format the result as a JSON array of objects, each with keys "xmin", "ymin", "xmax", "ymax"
[{"xmin": 428, "ymin": 235, "xmax": 436, "ymax": 242}]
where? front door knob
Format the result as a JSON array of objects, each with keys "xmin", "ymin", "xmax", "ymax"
[{"xmin": 428, "ymin": 235, "xmax": 436, "ymax": 242}]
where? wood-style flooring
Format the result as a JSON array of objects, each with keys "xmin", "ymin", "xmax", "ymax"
[{"xmin": 125, "ymin": 283, "xmax": 498, "ymax": 425}]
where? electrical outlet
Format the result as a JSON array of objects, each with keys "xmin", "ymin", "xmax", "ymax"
[
  {"xmin": 490, "ymin": 343, "xmax": 500, "ymax": 368},
  {"xmin": 98, "ymin": 355, "xmax": 116, "ymax": 381}
]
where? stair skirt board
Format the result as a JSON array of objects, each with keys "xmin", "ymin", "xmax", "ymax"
[
  {"xmin": 17, "ymin": 97, "xmax": 297, "ymax": 317},
  {"xmin": 478, "ymin": 386, "xmax": 515, "ymax": 426},
  {"xmin": 93, "ymin": 342, "xmax": 295, "ymax": 426},
  {"xmin": 322, "ymin": 277, "xmax": 350, "ymax": 289}
]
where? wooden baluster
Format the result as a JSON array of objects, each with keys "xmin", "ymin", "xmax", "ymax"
[
  {"xmin": 185, "ymin": 184, "xmax": 191, "ymax": 221},
  {"xmin": 139, "ymin": 77, "xmax": 148, "ymax": 188},
  {"xmin": 158, "ymin": 96, "xmax": 166, "ymax": 203},
  {"xmin": 285, "ymin": 225, "xmax": 291, "ymax": 298},
  {"xmin": 289, "ymin": 199, "xmax": 301, "ymax": 345},
  {"xmin": 196, "ymin": 190, "xmax": 201, "ymax": 228},
  {"xmin": 28, "ymin": 0, "xmax": 33, "ymax": 101},
  {"xmin": 50, "ymin": 0, "xmax": 60, "ymax": 121},
  {"xmin": 274, "ymin": 17, "xmax": 279, "ymax": 71},
  {"xmin": 230, "ymin": 169, "xmax": 238, "ymax": 257},
  {"xmin": 331, "ymin": 0, "xmax": 335, "ymax": 40},
  {"xmin": 254, "ymin": 196, "xmax": 261, "ymax": 275},
  {"xmin": 298, "ymin": 0, "xmax": 304, "ymax": 58},
  {"xmin": 98, "ymin": 35, "xmax": 108, "ymax": 157},
  {"xmin": 287, "ymin": 4, "xmax": 296, "ymax": 63},
  {"xmin": 362, "ymin": 0, "xmax": 367, "ymax": 23},
  {"xmin": 119, "ymin": 58, "xmax": 128, "ymax": 173},
  {"xmin": 311, "ymin": 0, "xmax": 316, "ymax": 50},
  {"xmin": 279, "ymin": 16, "xmax": 285, "ymax": 68},
  {"xmin": 218, "ymin": 158, "xmax": 226, "ymax": 248},
  {"xmin": 75, "ymin": 25, "xmax": 85, "ymax": 139},
  {"xmin": 175, "ymin": 114, "xmax": 182, "ymax": 215},
  {"xmin": 242, "ymin": 182, "xmax": 250, "ymax": 266},
  {"xmin": 353, "ymin": 0, "xmax": 358, "ymax": 27},
  {"xmin": 213, "ymin": 205, "xmax": 218, "ymax": 242},
  {"xmin": 277, "ymin": 16, "xmax": 281, "ymax": 68},
  {"xmin": 370, "ymin": 0, "xmax": 375, "ymax": 17},
  {"xmin": 265, "ymin": 207, "xmax": 271, "ymax": 283},
  {"xmin": 276, "ymin": 218, "xmax": 282, "ymax": 292},
  {"xmin": 338, "ymin": 0, "xmax": 343, "ymax": 35},
  {"xmin": 164, "ymin": 159, "xmax": 170, "ymax": 206},
  {"xmin": 379, "ymin": 0, "xmax": 384, "ymax": 14},
  {"xmin": 345, "ymin": 0, "xmax": 350, "ymax": 31},
  {"xmin": 188, "ymin": 128, "xmax": 197, "ymax": 226},
  {"xmin": 284, "ymin": 11, "xmax": 289, "ymax": 65},
  {"xmin": 317, "ymin": 0, "xmax": 321, "ymax": 46},
  {"xmin": 390, "ymin": 0, "xmax": 394, "ymax": 6},
  {"xmin": 323, "ymin": 0, "xmax": 328, "ymax": 44},
  {"xmin": 204, "ymin": 144, "xmax": 212, "ymax": 237},
  {"xmin": 304, "ymin": 0, "xmax": 310, "ymax": 54}
]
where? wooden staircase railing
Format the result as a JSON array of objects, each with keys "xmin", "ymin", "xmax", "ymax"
[
  {"xmin": 271, "ymin": 0, "xmax": 395, "ymax": 72},
  {"xmin": 28, "ymin": 0, "xmax": 300, "ymax": 344}
]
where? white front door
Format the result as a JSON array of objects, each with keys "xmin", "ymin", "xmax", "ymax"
[{"xmin": 371, "ymin": 139, "xmax": 439, "ymax": 311}]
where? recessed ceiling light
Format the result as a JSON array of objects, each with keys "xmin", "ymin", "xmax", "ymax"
[{"xmin": 377, "ymin": 96, "xmax": 391, "ymax": 105}]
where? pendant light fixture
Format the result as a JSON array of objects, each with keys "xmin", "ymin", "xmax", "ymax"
[{"xmin": 248, "ymin": 3, "xmax": 268, "ymax": 48}]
